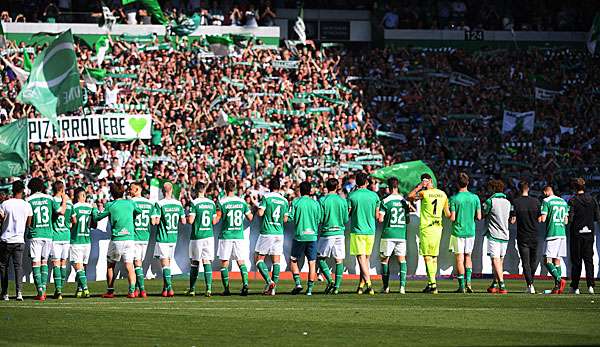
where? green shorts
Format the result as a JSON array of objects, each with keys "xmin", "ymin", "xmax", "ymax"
[
  {"xmin": 419, "ymin": 227, "xmax": 443, "ymax": 256},
  {"xmin": 350, "ymin": 234, "xmax": 375, "ymax": 256}
]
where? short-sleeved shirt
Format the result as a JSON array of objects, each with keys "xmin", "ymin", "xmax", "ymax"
[
  {"xmin": 380, "ymin": 194, "xmax": 410, "ymax": 240},
  {"xmin": 52, "ymin": 197, "xmax": 73, "ymax": 242},
  {"xmin": 26, "ymin": 192, "xmax": 56, "ymax": 239},
  {"xmin": 71, "ymin": 202, "xmax": 95, "ymax": 245},
  {"xmin": 289, "ymin": 196, "xmax": 322, "ymax": 242},
  {"xmin": 94, "ymin": 199, "xmax": 141, "ymax": 241},
  {"xmin": 319, "ymin": 193, "xmax": 348, "ymax": 237},
  {"xmin": 218, "ymin": 196, "xmax": 250, "ymax": 240},
  {"xmin": 0, "ymin": 198, "xmax": 33, "ymax": 244},
  {"xmin": 449, "ymin": 191, "xmax": 481, "ymax": 238},
  {"xmin": 131, "ymin": 196, "xmax": 154, "ymax": 242},
  {"xmin": 189, "ymin": 197, "xmax": 216, "ymax": 240},
  {"xmin": 483, "ymin": 193, "xmax": 511, "ymax": 242},
  {"xmin": 418, "ymin": 188, "xmax": 448, "ymax": 231},
  {"xmin": 347, "ymin": 188, "xmax": 380, "ymax": 235},
  {"xmin": 510, "ymin": 196, "xmax": 540, "ymax": 245},
  {"xmin": 541, "ymin": 195, "xmax": 569, "ymax": 239},
  {"xmin": 154, "ymin": 198, "xmax": 185, "ymax": 244},
  {"xmin": 259, "ymin": 192, "xmax": 289, "ymax": 235}
]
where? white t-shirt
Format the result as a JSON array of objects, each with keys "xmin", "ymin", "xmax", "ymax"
[
  {"xmin": 105, "ymin": 87, "xmax": 120, "ymax": 105},
  {"xmin": 0, "ymin": 198, "xmax": 33, "ymax": 244}
]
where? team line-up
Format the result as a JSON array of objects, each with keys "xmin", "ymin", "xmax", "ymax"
[{"xmin": 0, "ymin": 171, "xmax": 590, "ymax": 300}]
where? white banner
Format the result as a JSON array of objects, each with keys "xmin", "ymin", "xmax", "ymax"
[
  {"xmin": 502, "ymin": 110, "xmax": 535, "ymax": 134},
  {"xmin": 27, "ymin": 113, "xmax": 152, "ymax": 143},
  {"xmin": 534, "ymin": 86, "xmax": 562, "ymax": 101}
]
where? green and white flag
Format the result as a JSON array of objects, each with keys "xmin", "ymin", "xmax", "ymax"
[
  {"xmin": 0, "ymin": 119, "xmax": 29, "ymax": 178},
  {"xmin": 17, "ymin": 30, "xmax": 83, "ymax": 126},
  {"xmin": 371, "ymin": 160, "xmax": 437, "ymax": 195},
  {"xmin": 83, "ymin": 67, "xmax": 106, "ymax": 92},
  {"xmin": 138, "ymin": 0, "xmax": 168, "ymax": 25},
  {"xmin": 0, "ymin": 22, "xmax": 5, "ymax": 49},
  {"xmin": 294, "ymin": 5, "xmax": 306, "ymax": 44},
  {"xmin": 0, "ymin": 57, "xmax": 29, "ymax": 85},
  {"xmin": 207, "ymin": 35, "xmax": 233, "ymax": 56},
  {"xmin": 502, "ymin": 110, "xmax": 535, "ymax": 134},
  {"xmin": 95, "ymin": 35, "xmax": 110, "ymax": 66},
  {"xmin": 587, "ymin": 13, "xmax": 600, "ymax": 55}
]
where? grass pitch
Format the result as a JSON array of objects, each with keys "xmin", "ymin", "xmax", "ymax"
[{"xmin": 0, "ymin": 278, "xmax": 598, "ymax": 346}]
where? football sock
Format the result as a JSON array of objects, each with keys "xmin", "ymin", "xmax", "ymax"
[
  {"xmin": 32, "ymin": 266, "xmax": 42, "ymax": 295},
  {"xmin": 135, "ymin": 267, "xmax": 145, "ymax": 291},
  {"xmin": 189, "ymin": 264, "xmax": 199, "ymax": 290},
  {"xmin": 318, "ymin": 259, "xmax": 333, "ymax": 284},
  {"xmin": 457, "ymin": 274, "xmax": 465, "ymax": 289},
  {"xmin": 272, "ymin": 263, "xmax": 280, "ymax": 284},
  {"xmin": 40, "ymin": 264, "xmax": 48, "ymax": 291},
  {"xmin": 75, "ymin": 270, "xmax": 80, "ymax": 289},
  {"xmin": 256, "ymin": 260, "xmax": 271, "ymax": 284},
  {"xmin": 53, "ymin": 266, "xmax": 62, "ymax": 292},
  {"xmin": 334, "ymin": 263, "xmax": 344, "ymax": 288},
  {"xmin": 425, "ymin": 258, "xmax": 437, "ymax": 285},
  {"xmin": 78, "ymin": 269, "xmax": 88, "ymax": 290},
  {"xmin": 400, "ymin": 261, "xmax": 407, "ymax": 287},
  {"xmin": 60, "ymin": 266, "xmax": 67, "ymax": 288},
  {"xmin": 556, "ymin": 265, "xmax": 562, "ymax": 280},
  {"xmin": 466, "ymin": 267, "xmax": 473, "ymax": 286},
  {"xmin": 203, "ymin": 264, "xmax": 212, "ymax": 291},
  {"xmin": 128, "ymin": 283, "xmax": 135, "ymax": 294},
  {"xmin": 221, "ymin": 267, "xmax": 229, "ymax": 288},
  {"xmin": 240, "ymin": 264, "xmax": 249, "ymax": 286},
  {"xmin": 307, "ymin": 280, "xmax": 314, "ymax": 294},
  {"xmin": 546, "ymin": 263, "xmax": 560, "ymax": 284},
  {"xmin": 162, "ymin": 267, "xmax": 172, "ymax": 290},
  {"xmin": 381, "ymin": 262, "xmax": 390, "ymax": 288},
  {"xmin": 293, "ymin": 273, "xmax": 301, "ymax": 287}
]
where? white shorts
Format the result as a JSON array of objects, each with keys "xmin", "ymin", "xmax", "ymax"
[
  {"xmin": 70, "ymin": 244, "xmax": 91, "ymax": 264},
  {"xmin": 134, "ymin": 241, "xmax": 148, "ymax": 261},
  {"xmin": 29, "ymin": 238, "xmax": 52, "ymax": 262},
  {"xmin": 50, "ymin": 241, "xmax": 70, "ymax": 260},
  {"xmin": 317, "ymin": 236, "xmax": 346, "ymax": 259},
  {"xmin": 544, "ymin": 238, "xmax": 567, "ymax": 258},
  {"xmin": 189, "ymin": 238, "xmax": 215, "ymax": 261},
  {"xmin": 154, "ymin": 242, "xmax": 176, "ymax": 260},
  {"xmin": 487, "ymin": 238, "xmax": 508, "ymax": 258},
  {"xmin": 217, "ymin": 239, "xmax": 245, "ymax": 261},
  {"xmin": 107, "ymin": 240, "xmax": 135, "ymax": 263},
  {"xmin": 254, "ymin": 234, "xmax": 284, "ymax": 256},
  {"xmin": 379, "ymin": 238, "xmax": 406, "ymax": 257},
  {"xmin": 449, "ymin": 236, "xmax": 475, "ymax": 254}
]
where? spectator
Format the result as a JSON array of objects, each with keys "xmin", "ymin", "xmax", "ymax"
[{"xmin": 259, "ymin": 1, "xmax": 277, "ymax": 27}]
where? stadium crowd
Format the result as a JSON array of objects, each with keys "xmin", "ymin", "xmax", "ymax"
[{"xmin": 1, "ymin": 35, "xmax": 599, "ymax": 204}]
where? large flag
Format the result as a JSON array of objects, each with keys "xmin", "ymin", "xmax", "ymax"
[
  {"xmin": 139, "ymin": 0, "xmax": 168, "ymax": 25},
  {"xmin": 502, "ymin": 110, "xmax": 535, "ymax": 133},
  {"xmin": 0, "ymin": 119, "xmax": 29, "ymax": 178},
  {"xmin": 0, "ymin": 22, "xmax": 6, "ymax": 49},
  {"xmin": 294, "ymin": 5, "xmax": 306, "ymax": 44},
  {"xmin": 207, "ymin": 35, "xmax": 233, "ymax": 56},
  {"xmin": 587, "ymin": 13, "xmax": 600, "ymax": 55},
  {"xmin": 17, "ymin": 30, "xmax": 83, "ymax": 125},
  {"xmin": 371, "ymin": 160, "xmax": 437, "ymax": 195}
]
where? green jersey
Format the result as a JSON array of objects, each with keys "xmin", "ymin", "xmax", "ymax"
[
  {"xmin": 71, "ymin": 202, "xmax": 95, "ymax": 245},
  {"xmin": 218, "ymin": 196, "xmax": 250, "ymax": 240},
  {"xmin": 319, "ymin": 193, "xmax": 348, "ymax": 237},
  {"xmin": 52, "ymin": 197, "xmax": 73, "ymax": 242},
  {"xmin": 541, "ymin": 195, "xmax": 569, "ymax": 239},
  {"xmin": 449, "ymin": 191, "xmax": 481, "ymax": 238},
  {"xmin": 189, "ymin": 197, "xmax": 216, "ymax": 240},
  {"xmin": 26, "ymin": 192, "xmax": 56, "ymax": 239},
  {"xmin": 154, "ymin": 198, "xmax": 185, "ymax": 243},
  {"xmin": 94, "ymin": 199, "xmax": 141, "ymax": 241},
  {"xmin": 380, "ymin": 194, "xmax": 410, "ymax": 240},
  {"xmin": 131, "ymin": 196, "xmax": 154, "ymax": 242},
  {"xmin": 347, "ymin": 188, "xmax": 380, "ymax": 235},
  {"xmin": 289, "ymin": 196, "xmax": 322, "ymax": 242},
  {"xmin": 259, "ymin": 192, "xmax": 289, "ymax": 235}
]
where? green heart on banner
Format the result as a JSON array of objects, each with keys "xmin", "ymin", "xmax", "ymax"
[{"xmin": 128, "ymin": 117, "xmax": 148, "ymax": 134}]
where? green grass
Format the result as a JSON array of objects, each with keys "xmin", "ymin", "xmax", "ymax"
[{"xmin": 0, "ymin": 278, "xmax": 599, "ymax": 346}]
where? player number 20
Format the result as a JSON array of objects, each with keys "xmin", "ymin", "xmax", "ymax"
[{"xmin": 552, "ymin": 206, "xmax": 566, "ymax": 223}]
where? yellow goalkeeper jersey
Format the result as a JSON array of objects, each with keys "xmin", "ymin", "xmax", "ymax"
[{"xmin": 418, "ymin": 188, "xmax": 448, "ymax": 230}]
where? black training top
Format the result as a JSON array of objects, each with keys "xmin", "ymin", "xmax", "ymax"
[
  {"xmin": 568, "ymin": 193, "xmax": 600, "ymax": 239},
  {"xmin": 511, "ymin": 195, "xmax": 540, "ymax": 245}
]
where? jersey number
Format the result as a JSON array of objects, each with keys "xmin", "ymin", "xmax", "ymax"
[
  {"xmin": 389, "ymin": 207, "xmax": 405, "ymax": 225},
  {"xmin": 552, "ymin": 206, "xmax": 566, "ymax": 223},
  {"xmin": 56, "ymin": 215, "xmax": 65, "ymax": 227},
  {"xmin": 272, "ymin": 206, "xmax": 281, "ymax": 221},
  {"xmin": 431, "ymin": 199, "xmax": 438, "ymax": 214},
  {"xmin": 134, "ymin": 210, "xmax": 150, "ymax": 227},
  {"xmin": 78, "ymin": 215, "xmax": 90, "ymax": 235},
  {"xmin": 201, "ymin": 210, "xmax": 212, "ymax": 226},
  {"xmin": 33, "ymin": 206, "xmax": 50, "ymax": 224},
  {"xmin": 227, "ymin": 210, "xmax": 243, "ymax": 228},
  {"xmin": 165, "ymin": 213, "xmax": 179, "ymax": 231}
]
